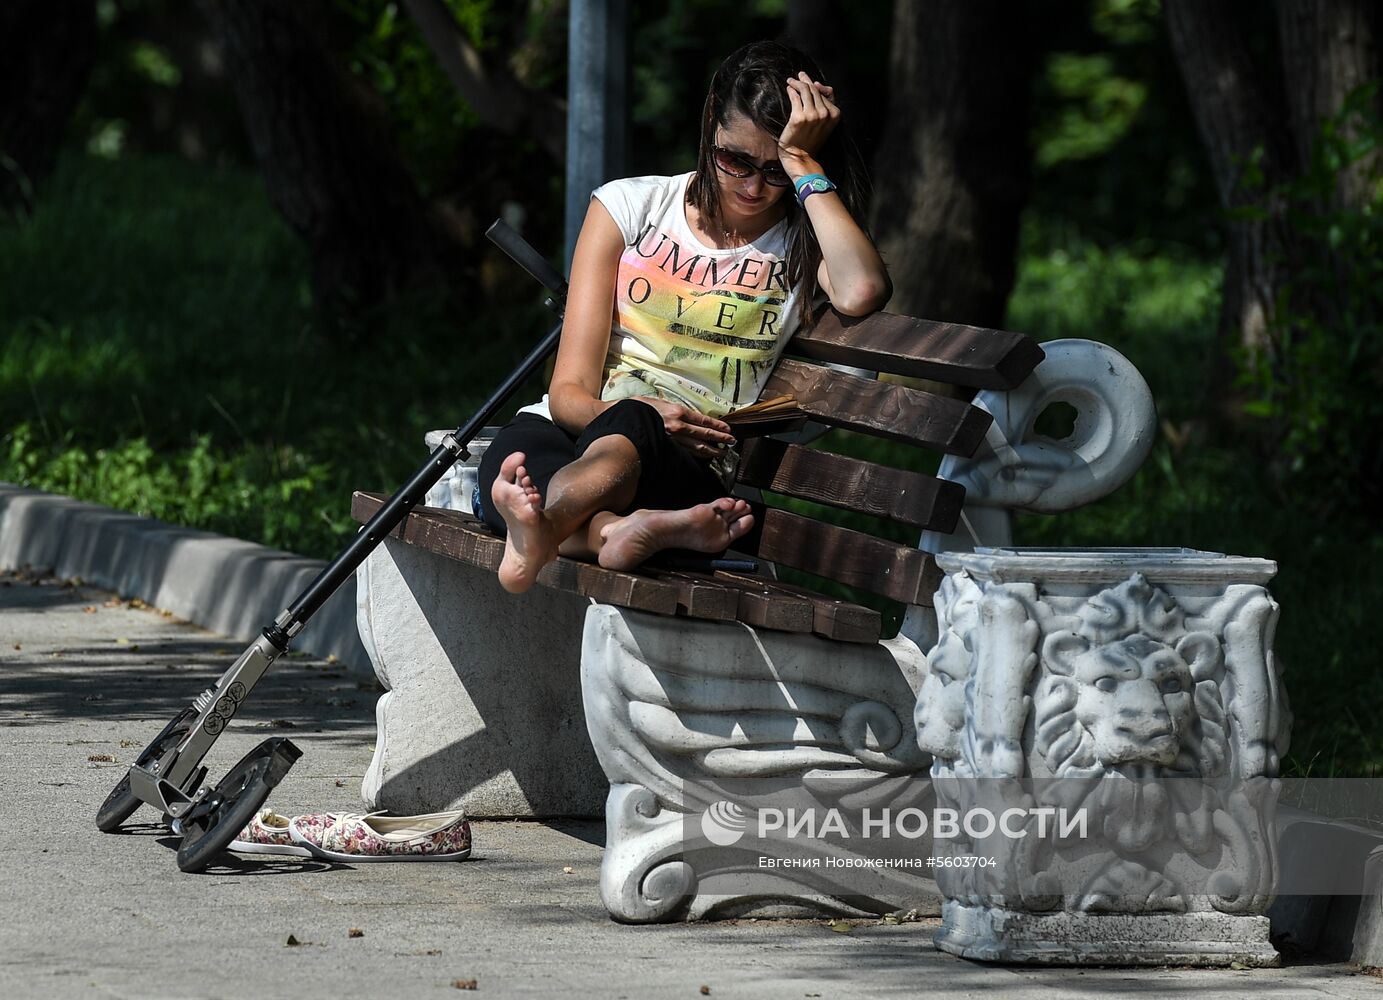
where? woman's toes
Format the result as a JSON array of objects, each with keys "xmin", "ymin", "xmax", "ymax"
[{"xmin": 727, "ymin": 511, "xmax": 754, "ymax": 542}]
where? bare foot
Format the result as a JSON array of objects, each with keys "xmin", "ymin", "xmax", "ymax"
[
  {"xmin": 597, "ymin": 498, "xmax": 754, "ymax": 572},
  {"xmin": 493, "ymin": 452, "xmax": 555, "ymax": 593}
]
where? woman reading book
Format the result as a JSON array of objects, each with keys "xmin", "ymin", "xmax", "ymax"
[{"xmin": 475, "ymin": 40, "xmax": 890, "ymax": 593}]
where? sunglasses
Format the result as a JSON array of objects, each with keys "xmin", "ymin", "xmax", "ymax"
[{"xmin": 711, "ymin": 145, "xmax": 792, "ymax": 187}]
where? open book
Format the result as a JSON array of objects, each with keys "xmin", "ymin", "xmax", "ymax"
[{"xmin": 722, "ymin": 395, "xmax": 806, "ymax": 437}]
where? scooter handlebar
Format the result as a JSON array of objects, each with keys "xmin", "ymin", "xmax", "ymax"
[{"xmin": 485, "ymin": 219, "xmax": 568, "ymax": 302}]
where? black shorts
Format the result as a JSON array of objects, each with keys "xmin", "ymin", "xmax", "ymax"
[{"xmin": 473, "ymin": 397, "xmax": 725, "ymax": 535}]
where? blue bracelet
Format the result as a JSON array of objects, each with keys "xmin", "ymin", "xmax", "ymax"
[{"xmin": 794, "ymin": 173, "xmax": 836, "ymax": 205}]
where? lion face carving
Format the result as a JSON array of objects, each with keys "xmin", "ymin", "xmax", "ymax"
[
  {"xmin": 1034, "ymin": 574, "xmax": 1227, "ymax": 776},
  {"xmin": 1043, "ymin": 631, "xmax": 1205, "ymax": 767},
  {"xmin": 916, "ymin": 574, "xmax": 982, "ymax": 760}
]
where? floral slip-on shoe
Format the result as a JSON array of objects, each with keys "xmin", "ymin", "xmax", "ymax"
[
  {"xmin": 229, "ymin": 808, "xmax": 325, "ymax": 857},
  {"xmin": 289, "ymin": 810, "xmax": 471, "ymax": 862},
  {"xmin": 287, "ymin": 810, "xmax": 353, "ymax": 852}
]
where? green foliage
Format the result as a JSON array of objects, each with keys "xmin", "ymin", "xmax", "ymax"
[
  {"xmin": 0, "ymin": 153, "xmax": 548, "ymax": 558},
  {"xmin": 1028, "ymin": 0, "xmax": 1218, "ymax": 248},
  {"xmin": 1235, "ymin": 82, "xmax": 1383, "ymax": 512},
  {"xmin": 4, "ymin": 423, "xmax": 349, "ymax": 553},
  {"xmin": 1035, "ymin": 53, "xmax": 1147, "ymax": 169},
  {"xmin": 1009, "ymin": 229, "xmax": 1221, "ymax": 419},
  {"xmin": 128, "ymin": 41, "xmax": 181, "ymax": 88},
  {"xmin": 1006, "ymin": 220, "xmax": 1382, "ymax": 776},
  {"xmin": 1089, "ymin": 0, "xmax": 1161, "ymax": 46},
  {"xmin": 333, "ymin": 0, "xmax": 489, "ymax": 191}
]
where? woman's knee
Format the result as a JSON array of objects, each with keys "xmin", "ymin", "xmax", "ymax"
[{"xmin": 576, "ymin": 397, "xmax": 664, "ymax": 462}]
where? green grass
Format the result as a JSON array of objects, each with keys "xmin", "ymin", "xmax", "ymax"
[
  {"xmin": 1, "ymin": 153, "xmax": 549, "ymax": 556},
  {"xmin": 3, "ymin": 153, "xmax": 1379, "ymax": 776}
]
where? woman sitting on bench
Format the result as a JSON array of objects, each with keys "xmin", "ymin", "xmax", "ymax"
[{"xmin": 476, "ymin": 39, "xmax": 890, "ymax": 594}]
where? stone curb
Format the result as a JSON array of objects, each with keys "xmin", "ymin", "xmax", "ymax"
[{"xmin": 0, "ymin": 483, "xmax": 366, "ymax": 671}]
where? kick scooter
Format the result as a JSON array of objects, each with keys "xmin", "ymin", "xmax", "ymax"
[{"xmin": 95, "ymin": 220, "xmax": 567, "ymax": 872}]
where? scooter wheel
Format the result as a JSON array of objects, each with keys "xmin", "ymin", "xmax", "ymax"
[
  {"xmin": 96, "ymin": 706, "xmax": 199, "ymax": 833},
  {"xmin": 175, "ymin": 738, "xmax": 302, "ymax": 873},
  {"xmin": 96, "ymin": 772, "xmax": 141, "ymax": 833}
]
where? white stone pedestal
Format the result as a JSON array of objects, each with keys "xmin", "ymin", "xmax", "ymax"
[
  {"xmin": 356, "ymin": 536, "xmax": 607, "ymax": 817},
  {"xmin": 916, "ymin": 547, "xmax": 1290, "ymax": 966},
  {"xmin": 582, "ymin": 604, "xmax": 944, "ymax": 921}
]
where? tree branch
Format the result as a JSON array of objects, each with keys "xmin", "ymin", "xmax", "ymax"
[{"xmin": 400, "ymin": 0, "xmax": 566, "ymax": 162}]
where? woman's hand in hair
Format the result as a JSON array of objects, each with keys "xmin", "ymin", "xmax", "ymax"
[
  {"xmin": 638, "ymin": 398, "xmax": 736, "ymax": 459},
  {"xmin": 778, "ymin": 72, "xmax": 840, "ymax": 175}
]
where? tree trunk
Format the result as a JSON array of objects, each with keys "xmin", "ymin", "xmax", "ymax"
[
  {"xmin": 0, "ymin": 0, "xmax": 97, "ymax": 217},
  {"xmin": 1276, "ymin": 0, "xmax": 1382, "ymax": 207},
  {"xmin": 1165, "ymin": 0, "xmax": 1300, "ymax": 404},
  {"xmin": 783, "ymin": 0, "xmax": 852, "ymax": 111},
  {"xmin": 1167, "ymin": 0, "xmax": 1382, "ymax": 412},
  {"xmin": 196, "ymin": 0, "xmax": 455, "ymax": 326},
  {"xmin": 868, "ymin": 0, "xmax": 1033, "ymax": 329}
]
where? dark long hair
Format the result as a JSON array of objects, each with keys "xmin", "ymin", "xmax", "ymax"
[{"xmin": 686, "ymin": 40, "xmax": 872, "ymax": 329}]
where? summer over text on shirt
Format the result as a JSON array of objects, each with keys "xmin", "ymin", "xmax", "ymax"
[{"xmin": 594, "ymin": 172, "xmax": 805, "ymax": 417}]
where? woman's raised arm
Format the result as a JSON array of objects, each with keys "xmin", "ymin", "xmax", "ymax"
[{"xmin": 779, "ymin": 73, "xmax": 891, "ymax": 317}]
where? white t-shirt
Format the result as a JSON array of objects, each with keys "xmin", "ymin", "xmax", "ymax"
[{"xmin": 519, "ymin": 172, "xmax": 805, "ymax": 422}]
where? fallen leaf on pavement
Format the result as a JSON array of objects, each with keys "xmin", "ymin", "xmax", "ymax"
[
  {"xmin": 827, "ymin": 921, "xmax": 852, "ymax": 934},
  {"xmin": 700, "ymin": 987, "xmax": 711, "ymax": 996},
  {"xmin": 82, "ymin": 606, "xmax": 97, "ymax": 614},
  {"xmin": 451, "ymin": 979, "xmax": 478, "ymax": 990},
  {"xmin": 562, "ymin": 866, "xmax": 575, "ymax": 874},
  {"xmin": 286, "ymin": 934, "xmax": 301, "ymax": 947},
  {"xmin": 87, "ymin": 753, "xmax": 116, "ymax": 763},
  {"xmin": 348, "ymin": 928, "xmax": 364, "ymax": 938}
]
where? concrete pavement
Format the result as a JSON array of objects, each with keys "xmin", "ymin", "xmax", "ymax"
[{"xmin": 2, "ymin": 568, "xmax": 1379, "ymax": 999}]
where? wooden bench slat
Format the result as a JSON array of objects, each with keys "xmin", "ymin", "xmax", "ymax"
[
  {"xmin": 714, "ymin": 572, "xmax": 881, "ymax": 643},
  {"xmin": 571, "ymin": 562, "xmax": 679, "ymax": 614},
  {"xmin": 762, "ymin": 358, "xmax": 992, "ymax": 456},
  {"xmin": 673, "ymin": 570, "xmax": 815, "ymax": 634},
  {"xmin": 736, "ymin": 438, "xmax": 966, "ymax": 532},
  {"xmin": 790, "ymin": 308, "xmax": 1044, "ymax": 390},
  {"xmin": 637, "ymin": 568, "xmax": 741, "ymax": 621},
  {"xmin": 740, "ymin": 507, "xmax": 943, "ymax": 607}
]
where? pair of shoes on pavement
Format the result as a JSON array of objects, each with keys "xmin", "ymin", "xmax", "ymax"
[{"xmin": 231, "ymin": 808, "xmax": 471, "ymax": 862}]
